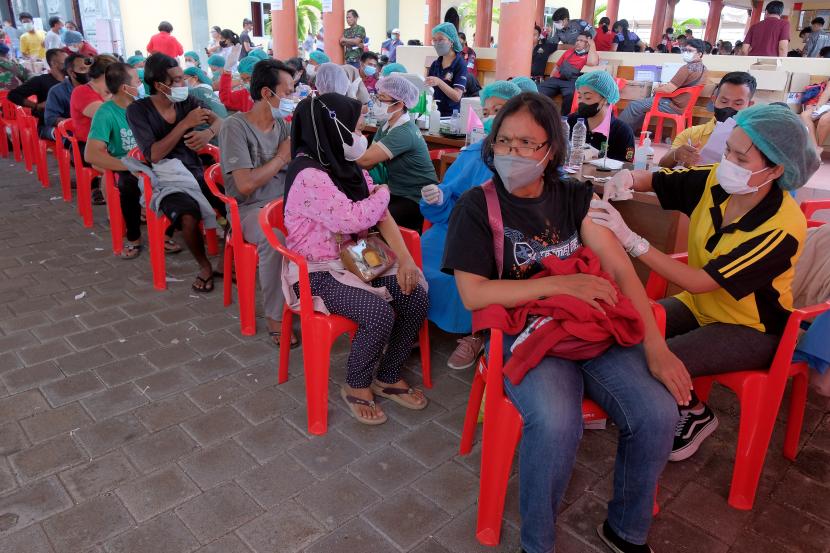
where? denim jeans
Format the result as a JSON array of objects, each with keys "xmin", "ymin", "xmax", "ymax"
[
  {"xmin": 618, "ymin": 97, "xmax": 679, "ymax": 134},
  {"xmin": 502, "ymin": 339, "xmax": 678, "ymax": 553}
]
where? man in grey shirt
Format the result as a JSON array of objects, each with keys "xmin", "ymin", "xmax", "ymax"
[
  {"xmin": 804, "ymin": 17, "xmax": 830, "ymax": 57},
  {"xmin": 548, "ymin": 7, "xmax": 595, "ymax": 46},
  {"xmin": 219, "ymin": 58, "xmax": 297, "ymax": 346}
]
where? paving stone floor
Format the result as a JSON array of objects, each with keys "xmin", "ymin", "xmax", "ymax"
[{"xmin": 1, "ymin": 157, "xmax": 829, "ymax": 553}]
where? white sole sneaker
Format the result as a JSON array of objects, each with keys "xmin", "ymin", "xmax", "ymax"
[{"xmin": 669, "ymin": 414, "xmax": 719, "ymax": 462}]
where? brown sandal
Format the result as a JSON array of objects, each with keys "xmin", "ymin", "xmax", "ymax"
[
  {"xmin": 340, "ymin": 387, "xmax": 387, "ymax": 425},
  {"xmin": 370, "ymin": 381, "xmax": 428, "ymax": 411}
]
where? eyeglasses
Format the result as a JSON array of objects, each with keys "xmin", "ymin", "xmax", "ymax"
[{"xmin": 493, "ymin": 136, "xmax": 548, "ymax": 157}]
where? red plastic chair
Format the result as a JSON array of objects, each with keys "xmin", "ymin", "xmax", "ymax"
[
  {"xmin": 204, "ymin": 163, "xmax": 258, "ymax": 336},
  {"xmin": 0, "ymin": 92, "xmax": 23, "ymax": 162},
  {"xmin": 460, "ymin": 303, "xmax": 665, "ymax": 545},
  {"xmin": 428, "ymin": 147, "xmax": 459, "ymax": 161},
  {"xmin": 127, "ymin": 145, "xmax": 221, "ymax": 290},
  {"xmin": 55, "ymin": 120, "xmax": 75, "ymax": 201},
  {"xmin": 258, "ymin": 199, "xmax": 432, "ymax": 435},
  {"xmin": 16, "ymin": 106, "xmax": 37, "ymax": 174},
  {"xmin": 801, "ymin": 199, "xmax": 830, "ymax": 228},
  {"xmin": 63, "ymin": 121, "xmax": 101, "ymax": 228},
  {"xmin": 646, "ymin": 253, "xmax": 830, "ymax": 510},
  {"xmin": 570, "ymin": 77, "xmax": 628, "ymax": 116},
  {"xmin": 640, "ymin": 84, "xmax": 705, "ymax": 145}
]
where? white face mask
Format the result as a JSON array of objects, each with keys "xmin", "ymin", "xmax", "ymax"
[
  {"xmin": 184, "ymin": 61, "xmax": 195, "ymax": 69},
  {"xmin": 162, "ymin": 83, "xmax": 189, "ymax": 103},
  {"xmin": 682, "ymin": 51, "xmax": 697, "ymax": 63},
  {"xmin": 493, "ymin": 149, "xmax": 550, "ymax": 193},
  {"xmin": 68, "ymin": 44, "xmax": 80, "ymax": 53},
  {"xmin": 21, "ymin": 22, "xmax": 33, "ymax": 32},
  {"xmin": 553, "ymin": 21, "xmax": 565, "ymax": 31},
  {"xmin": 346, "ymin": 78, "xmax": 361, "ymax": 99},
  {"xmin": 331, "ymin": 116, "xmax": 368, "ymax": 161},
  {"xmin": 306, "ymin": 64, "xmax": 316, "ymax": 77},
  {"xmin": 716, "ymin": 156, "xmax": 773, "ymax": 195},
  {"xmin": 373, "ymin": 101, "xmax": 401, "ymax": 123}
]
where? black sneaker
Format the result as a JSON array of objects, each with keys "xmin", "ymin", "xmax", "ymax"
[
  {"xmin": 91, "ymin": 188, "xmax": 106, "ymax": 205},
  {"xmin": 669, "ymin": 404, "xmax": 719, "ymax": 462},
  {"xmin": 597, "ymin": 521, "xmax": 653, "ymax": 553}
]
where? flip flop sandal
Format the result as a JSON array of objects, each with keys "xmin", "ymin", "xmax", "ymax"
[
  {"xmin": 340, "ymin": 387, "xmax": 387, "ymax": 425},
  {"xmin": 164, "ymin": 239, "xmax": 182, "ymax": 254},
  {"xmin": 121, "ymin": 243, "xmax": 142, "ymax": 260},
  {"xmin": 268, "ymin": 330, "xmax": 301, "ymax": 349},
  {"xmin": 191, "ymin": 275, "xmax": 215, "ymax": 293},
  {"xmin": 370, "ymin": 381, "xmax": 428, "ymax": 411}
]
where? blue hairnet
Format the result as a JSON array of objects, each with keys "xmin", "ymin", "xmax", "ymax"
[
  {"xmin": 315, "ymin": 62, "xmax": 349, "ymax": 95},
  {"xmin": 734, "ymin": 104, "xmax": 820, "ymax": 191},
  {"xmin": 184, "ymin": 51, "xmax": 200, "ymax": 63},
  {"xmin": 574, "ymin": 72, "xmax": 621, "ymax": 105},
  {"xmin": 309, "ymin": 50, "xmax": 330, "ymax": 65},
  {"xmin": 479, "ymin": 80, "xmax": 522, "ymax": 107},
  {"xmin": 381, "ymin": 62, "xmax": 407, "ymax": 77},
  {"xmin": 237, "ymin": 56, "xmax": 258, "ymax": 76},
  {"xmin": 207, "ymin": 54, "xmax": 225, "ymax": 68},
  {"xmin": 432, "ymin": 22, "xmax": 462, "ymax": 52},
  {"xmin": 126, "ymin": 55, "xmax": 145, "ymax": 67},
  {"xmin": 64, "ymin": 30, "xmax": 83, "ymax": 45},
  {"xmin": 377, "ymin": 75, "xmax": 420, "ymax": 108},
  {"xmin": 248, "ymin": 49, "xmax": 269, "ymax": 61},
  {"xmin": 511, "ymin": 76, "xmax": 538, "ymax": 94},
  {"xmin": 184, "ymin": 66, "xmax": 211, "ymax": 85}
]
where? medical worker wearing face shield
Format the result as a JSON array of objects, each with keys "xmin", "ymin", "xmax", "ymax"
[{"xmin": 591, "ymin": 104, "xmax": 820, "ymax": 463}]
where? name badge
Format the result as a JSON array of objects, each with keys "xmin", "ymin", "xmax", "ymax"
[{"xmin": 444, "ymin": 72, "xmax": 453, "ymax": 80}]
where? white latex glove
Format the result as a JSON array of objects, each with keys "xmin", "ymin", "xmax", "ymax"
[
  {"xmin": 421, "ymin": 184, "xmax": 443, "ymax": 206},
  {"xmin": 224, "ymin": 44, "xmax": 242, "ymax": 71},
  {"xmin": 589, "ymin": 199, "xmax": 638, "ymax": 250},
  {"xmin": 603, "ymin": 168, "xmax": 634, "ymax": 201}
]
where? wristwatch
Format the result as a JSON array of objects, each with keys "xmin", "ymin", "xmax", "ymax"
[{"xmin": 626, "ymin": 235, "xmax": 650, "ymax": 258}]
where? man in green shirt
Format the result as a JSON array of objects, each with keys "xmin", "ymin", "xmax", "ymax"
[
  {"xmin": 357, "ymin": 75, "xmax": 438, "ymax": 230},
  {"xmin": 85, "ymin": 62, "xmax": 145, "ymax": 259},
  {"xmin": 341, "ymin": 9, "xmax": 366, "ymax": 67}
]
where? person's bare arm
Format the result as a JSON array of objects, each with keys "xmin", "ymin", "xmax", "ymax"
[
  {"xmin": 580, "ymin": 212, "xmax": 693, "ymax": 404},
  {"xmin": 356, "ymin": 142, "xmax": 391, "ymax": 169},
  {"xmin": 149, "ymin": 107, "xmax": 209, "ymax": 162},
  {"xmin": 183, "ymin": 108, "xmax": 221, "ymax": 151},
  {"xmin": 586, "ymin": 38, "xmax": 599, "ymax": 65},
  {"xmin": 231, "ymin": 139, "xmax": 290, "ymax": 196},
  {"xmin": 654, "ymin": 82, "xmax": 678, "ymax": 94},
  {"xmin": 778, "ymin": 39, "xmax": 789, "ymax": 57},
  {"xmin": 84, "ymin": 138, "xmax": 128, "ymax": 172},
  {"xmin": 740, "ymin": 42, "xmax": 751, "ymax": 55},
  {"xmin": 82, "ymin": 100, "xmax": 103, "ymax": 118}
]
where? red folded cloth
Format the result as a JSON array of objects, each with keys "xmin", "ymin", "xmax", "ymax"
[{"xmin": 473, "ymin": 246, "xmax": 645, "ymax": 384}]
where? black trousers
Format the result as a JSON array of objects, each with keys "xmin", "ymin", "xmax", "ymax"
[
  {"xmin": 115, "ymin": 171, "xmax": 142, "ymax": 241},
  {"xmin": 537, "ymin": 77, "xmax": 576, "ymax": 115},
  {"xmin": 389, "ymin": 195, "xmax": 423, "ymax": 232}
]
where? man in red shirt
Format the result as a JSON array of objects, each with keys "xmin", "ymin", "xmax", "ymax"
[
  {"xmin": 147, "ymin": 21, "xmax": 184, "ymax": 59},
  {"xmin": 741, "ymin": 1, "xmax": 790, "ymax": 56},
  {"xmin": 537, "ymin": 32, "xmax": 598, "ymax": 115},
  {"xmin": 70, "ymin": 54, "xmax": 116, "ymax": 204}
]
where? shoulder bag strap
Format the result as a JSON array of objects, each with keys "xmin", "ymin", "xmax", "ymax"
[{"xmin": 481, "ymin": 180, "xmax": 504, "ymax": 279}]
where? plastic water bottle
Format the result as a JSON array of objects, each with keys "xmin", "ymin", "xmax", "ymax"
[
  {"xmin": 562, "ymin": 117, "xmax": 572, "ymax": 165},
  {"xmin": 429, "ymin": 104, "xmax": 441, "ymax": 134},
  {"xmin": 366, "ymin": 94, "xmax": 375, "ymax": 125},
  {"xmin": 634, "ymin": 132, "xmax": 648, "ymax": 170},
  {"xmin": 450, "ymin": 109, "xmax": 461, "ymax": 134},
  {"xmin": 641, "ymin": 131, "xmax": 654, "ymax": 169},
  {"xmin": 568, "ymin": 118, "xmax": 587, "ymax": 170}
]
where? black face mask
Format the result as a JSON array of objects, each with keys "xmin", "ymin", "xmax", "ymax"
[
  {"xmin": 73, "ymin": 72, "xmax": 90, "ymax": 85},
  {"xmin": 577, "ymin": 102, "xmax": 602, "ymax": 119},
  {"xmin": 713, "ymin": 106, "xmax": 738, "ymax": 123}
]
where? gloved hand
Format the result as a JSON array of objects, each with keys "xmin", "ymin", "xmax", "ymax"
[
  {"xmin": 603, "ymin": 168, "xmax": 634, "ymax": 201},
  {"xmin": 589, "ymin": 199, "xmax": 638, "ymax": 250},
  {"xmin": 421, "ymin": 184, "xmax": 443, "ymax": 205},
  {"xmin": 224, "ymin": 44, "xmax": 242, "ymax": 71}
]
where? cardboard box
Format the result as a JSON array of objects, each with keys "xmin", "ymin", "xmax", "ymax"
[
  {"xmin": 749, "ymin": 69, "xmax": 791, "ymax": 91},
  {"xmin": 620, "ymin": 80, "xmax": 652, "ymax": 100},
  {"xmin": 750, "ymin": 59, "xmax": 783, "ymax": 71},
  {"xmin": 788, "ymin": 72, "xmax": 811, "ymax": 93},
  {"xmin": 581, "ymin": 59, "xmax": 620, "ymax": 77}
]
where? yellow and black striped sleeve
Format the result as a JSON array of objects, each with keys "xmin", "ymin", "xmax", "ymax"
[
  {"xmin": 702, "ymin": 228, "xmax": 800, "ymax": 300},
  {"xmin": 651, "ymin": 165, "xmax": 713, "ymax": 217}
]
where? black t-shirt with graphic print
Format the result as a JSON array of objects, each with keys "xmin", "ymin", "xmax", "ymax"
[{"xmin": 442, "ymin": 176, "xmax": 593, "ymax": 280}]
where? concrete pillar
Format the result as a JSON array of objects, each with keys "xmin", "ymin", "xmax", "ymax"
[
  {"xmin": 665, "ymin": 0, "xmax": 680, "ymax": 32},
  {"xmin": 272, "ymin": 2, "xmax": 297, "ymax": 61},
  {"xmin": 424, "ymin": 0, "xmax": 441, "ymax": 45},
  {"xmin": 536, "ymin": 0, "xmax": 546, "ymax": 27},
  {"xmin": 495, "ymin": 0, "xmax": 534, "ymax": 79},
  {"xmin": 704, "ymin": 0, "xmax": 724, "ymax": 44},
  {"xmin": 650, "ymin": 0, "xmax": 668, "ymax": 48},
  {"xmin": 581, "ymin": 0, "xmax": 597, "ymax": 26},
  {"xmin": 747, "ymin": 0, "xmax": 763, "ymax": 30},
  {"xmin": 387, "ymin": 0, "xmax": 400, "ymax": 33},
  {"xmin": 606, "ymin": 0, "xmax": 620, "ymax": 24},
  {"xmin": 323, "ymin": 0, "xmax": 345, "ymax": 64},
  {"xmin": 475, "ymin": 0, "xmax": 494, "ymax": 48}
]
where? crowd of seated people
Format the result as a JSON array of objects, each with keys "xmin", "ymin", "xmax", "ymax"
[{"xmin": 3, "ymin": 14, "xmax": 827, "ymax": 553}]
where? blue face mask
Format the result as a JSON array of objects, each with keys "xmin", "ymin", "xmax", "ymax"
[
  {"xmin": 483, "ymin": 117, "xmax": 494, "ymax": 134},
  {"xmin": 363, "ymin": 65, "xmax": 377, "ymax": 76}
]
